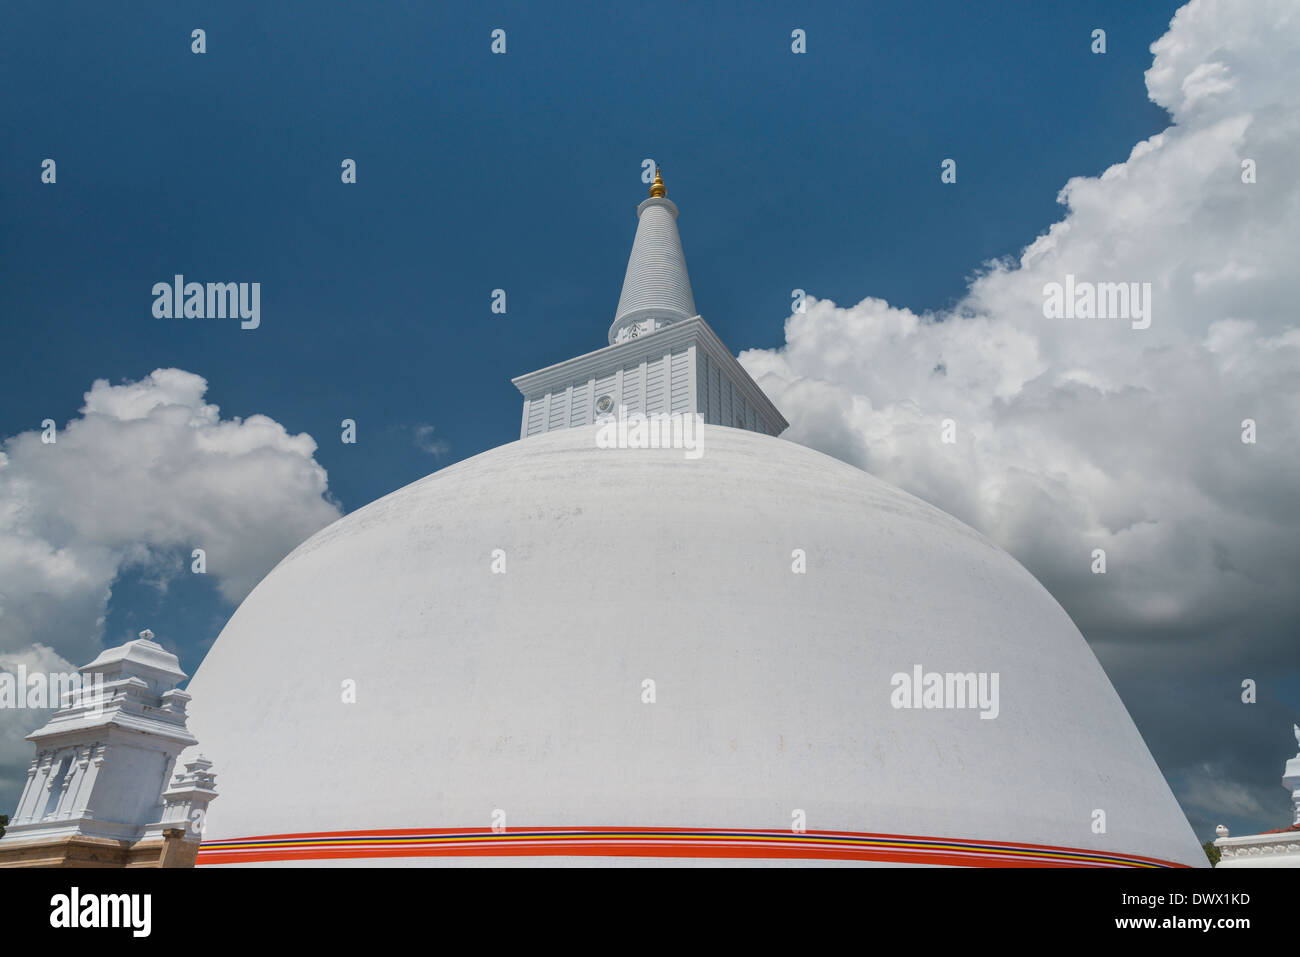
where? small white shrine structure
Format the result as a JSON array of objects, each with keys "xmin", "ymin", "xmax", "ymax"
[
  {"xmin": 0, "ymin": 630, "xmax": 217, "ymax": 867},
  {"xmin": 1213, "ymin": 724, "xmax": 1300, "ymax": 868}
]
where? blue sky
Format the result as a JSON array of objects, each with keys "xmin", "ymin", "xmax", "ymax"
[
  {"xmin": 1, "ymin": 0, "xmax": 1178, "ymax": 654},
  {"xmin": 4, "ymin": 0, "xmax": 1178, "ymax": 491},
  {"xmin": 4, "ymin": 0, "xmax": 1296, "ymax": 843}
]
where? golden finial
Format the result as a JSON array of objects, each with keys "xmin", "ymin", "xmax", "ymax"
[{"xmin": 649, "ymin": 167, "xmax": 666, "ymax": 198}]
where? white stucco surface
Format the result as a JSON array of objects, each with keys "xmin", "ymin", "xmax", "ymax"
[
  {"xmin": 610, "ymin": 196, "xmax": 696, "ymax": 343},
  {"xmin": 183, "ymin": 425, "xmax": 1203, "ymax": 866}
]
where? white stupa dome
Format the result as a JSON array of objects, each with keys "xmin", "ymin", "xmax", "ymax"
[
  {"xmin": 177, "ymin": 173, "xmax": 1200, "ymax": 867},
  {"xmin": 184, "ymin": 424, "xmax": 1203, "ymax": 867}
]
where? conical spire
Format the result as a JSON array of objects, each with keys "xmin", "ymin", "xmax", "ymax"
[{"xmin": 609, "ymin": 169, "xmax": 697, "ymax": 344}]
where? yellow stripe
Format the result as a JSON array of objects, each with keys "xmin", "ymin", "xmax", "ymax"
[{"xmin": 202, "ymin": 831, "xmax": 1149, "ymax": 865}]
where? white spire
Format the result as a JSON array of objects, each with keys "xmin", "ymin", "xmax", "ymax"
[
  {"xmin": 609, "ymin": 168, "xmax": 697, "ymax": 344},
  {"xmin": 513, "ymin": 166, "xmax": 788, "ymax": 441}
]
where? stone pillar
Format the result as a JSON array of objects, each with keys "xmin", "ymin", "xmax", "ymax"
[{"xmin": 12, "ymin": 753, "xmax": 47, "ymax": 825}]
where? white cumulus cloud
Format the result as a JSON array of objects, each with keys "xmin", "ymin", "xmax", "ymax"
[
  {"xmin": 741, "ymin": 0, "xmax": 1300, "ymax": 830},
  {"xmin": 0, "ymin": 368, "xmax": 342, "ymax": 668}
]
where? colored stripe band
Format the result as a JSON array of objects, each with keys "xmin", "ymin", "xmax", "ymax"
[{"xmin": 196, "ymin": 827, "xmax": 1186, "ymax": 867}]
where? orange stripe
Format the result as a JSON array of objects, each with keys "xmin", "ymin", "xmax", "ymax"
[{"xmin": 195, "ymin": 827, "xmax": 1186, "ymax": 868}]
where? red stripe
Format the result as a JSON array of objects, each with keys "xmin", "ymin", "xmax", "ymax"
[{"xmin": 195, "ymin": 827, "xmax": 1187, "ymax": 868}]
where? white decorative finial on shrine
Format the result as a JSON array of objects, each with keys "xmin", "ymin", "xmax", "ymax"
[
  {"xmin": 144, "ymin": 753, "xmax": 219, "ymax": 846},
  {"xmin": 1287, "ymin": 724, "xmax": 1300, "ymax": 826}
]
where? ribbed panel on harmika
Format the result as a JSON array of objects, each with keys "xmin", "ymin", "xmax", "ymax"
[{"xmin": 612, "ymin": 197, "xmax": 697, "ymax": 338}]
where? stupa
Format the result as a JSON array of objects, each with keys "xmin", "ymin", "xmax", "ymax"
[{"xmin": 170, "ymin": 171, "xmax": 1203, "ymax": 867}]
